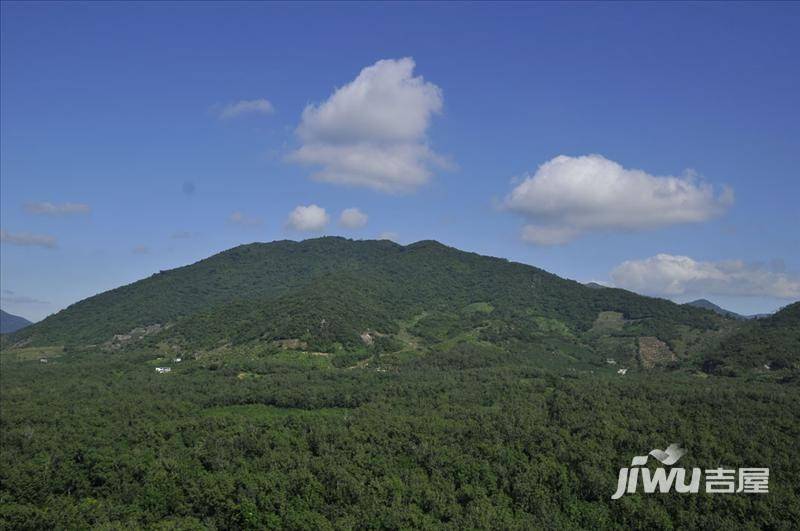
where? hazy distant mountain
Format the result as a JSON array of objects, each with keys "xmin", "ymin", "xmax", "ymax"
[
  {"xmin": 584, "ymin": 282, "xmax": 608, "ymax": 289},
  {"xmin": 0, "ymin": 310, "xmax": 32, "ymax": 334},
  {"xmin": 684, "ymin": 299, "xmax": 773, "ymax": 320},
  {"xmin": 685, "ymin": 299, "xmax": 745, "ymax": 319}
]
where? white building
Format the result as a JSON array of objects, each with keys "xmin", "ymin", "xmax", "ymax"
[
  {"xmin": 617, "ymin": 368, "xmax": 628, "ymax": 376},
  {"xmin": 155, "ymin": 367, "xmax": 171, "ymax": 374}
]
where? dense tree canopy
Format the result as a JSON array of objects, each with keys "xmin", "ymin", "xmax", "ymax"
[{"xmin": 1, "ymin": 343, "xmax": 798, "ymax": 529}]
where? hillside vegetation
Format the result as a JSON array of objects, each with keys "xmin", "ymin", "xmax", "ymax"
[
  {"xmin": 703, "ymin": 302, "xmax": 800, "ymax": 374},
  {"xmin": 11, "ymin": 237, "xmax": 757, "ymax": 371},
  {"xmin": 2, "ymin": 238, "xmax": 799, "ymax": 528}
]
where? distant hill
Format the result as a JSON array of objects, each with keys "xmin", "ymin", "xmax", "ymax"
[
  {"xmin": 8, "ymin": 237, "xmax": 727, "ymax": 369},
  {"xmin": 0, "ymin": 310, "xmax": 32, "ymax": 334},
  {"xmin": 704, "ymin": 302, "xmax": 800, "ymax": 373},
  {"xmin": 584, "ymin": 282, "xmax": 608, "ymax": 289},
  {"xmin": 685, "ymin": 299, "xmax": 745, "ymax": 319},
  {"xmin": 685, "ymin": 299, "xmax": 775, "ymax": 320}
]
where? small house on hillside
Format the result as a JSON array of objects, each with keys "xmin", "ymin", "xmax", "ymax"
[
  {"xmin": 617, "ymin": 368, "xmax": 628, "ymax": 376},
  {"xmin": 155, "ymin": 367, "xmax": 171, "ymax": 374}
]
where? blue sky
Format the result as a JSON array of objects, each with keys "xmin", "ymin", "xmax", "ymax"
[{"xmin": 2, "ymin": 2, "xmax": 798, "ymax": 321}]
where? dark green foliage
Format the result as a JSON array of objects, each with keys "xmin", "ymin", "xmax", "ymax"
[
  {"xmin": 11, "ymin": 238, "xmax": 725, "ymax": 358},
  {"xmin": 704, "ymin": 302, "xmax": 800, "ymax": 373},
  {"xmin": 1, "ymin": 346, "xmax": 798, "ymax": 529}
]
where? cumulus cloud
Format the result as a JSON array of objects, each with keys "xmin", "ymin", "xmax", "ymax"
[
  {"xmin": 0, "ymin": 230, "xmax": 57, "ymax": 248},
  {"xmin": 287, "ymin": 204, "xmax": 329, "ymax": 232},
  {"xmin": 288, "ymin": 58, "xmax": 446, "ymax": 193},
  {"xmin": 217, "ymin": 98, "xmax": 274, "ymax": 119},
  {"xmin": 339, "ymin": 207, "xmax": 368, "ymax": 229},
  {"xmin": 611, "ymin": 254, "xmax": 800, "ymax": 299},
  {"xmin": 24, "ymin": 202, "xmax": 90, "ymax": 215},
  {"xmin": 228, "ymin": 211, "xmax": 262, "ymax": 227},
  {"xmin": 506, "ymin": 154, "xmax": 733, "ymax": 245}
]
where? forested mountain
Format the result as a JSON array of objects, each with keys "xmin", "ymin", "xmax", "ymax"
[
  {"xmin": 9, "ymin": 237, "xmax": 737, "ymax": 368},
  {"xmin": 703, "ymin": 302, "xmax": 800, "ymax": 374},
  {"xmin": 2, "ymin": 238, "xmax": 799, "ymax": 528},
  {"xmin": 0, "ymin": 310, "xmax": 32, "ymax": 334},
  {"xmin": 685, "ymin": 299, "xmax": 744, "ymax": 319},
  {"xmin": 8, "ymin": 237, "xmax": 798, "ymax": 372}
]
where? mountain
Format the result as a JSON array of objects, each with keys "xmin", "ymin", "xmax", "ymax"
[
  {"xmin": 2, "ymin": 239, "xmax": 798, "ymax": 529},
  {"xmin": 704, "ymin": 301, "xmax": 800, "ymax": 374},
  {"xmin": 8, "ymin": 237, "xmax": 730, "ymax": 371},
  {"xmin": 685, "ymin": 298, "xmax": 745, "ymax": 319},
  {"xmin": 685, "ymin": 299, "xmax": 776, "ymax": 320},
  {"xmin": 584, "ymin": 282, "xmax": 608, "ymax": 289},
  {"xmin": 0, "ymin": 310, "xmax": 32, "ymax": 334}
]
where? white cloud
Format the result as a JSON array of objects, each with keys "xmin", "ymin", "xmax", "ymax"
[
  {"xmin": 339, "ymin": 207, "xmax": 368, "ymax": 229},
  {"xmin": 288, "ymin": 57, "xmax": 446, "ymax": 193},
  {"xmin": 1, "ymin": 230, "xmax": 57, "ymax": 248},
  {"xmin": 218, "ymin": 99, "xmax": 274, "ymax": 119},
  {"xmin": 287, "ymin": 204, "xmax": 329, "ymax": 232},
  {"xmin": 506, "ymin": 154, "xmax": 733, "ymax": 245},
  {"xmin": 611, "ymin": 254, "xmax": 800, "ymax": 299},
  {"xmin": 24, "ymin": 202, "xmax": 90, "ymax": 215},
  {"xmin": 228, "ymin": 211, "xmax": 262, "ymax": 227}
]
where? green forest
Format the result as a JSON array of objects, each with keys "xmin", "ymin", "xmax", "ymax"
[{"xmin": 2, "ymin": 238, "xmax": 798, "ymax": 529}]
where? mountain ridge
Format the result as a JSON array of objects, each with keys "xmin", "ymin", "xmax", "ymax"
[
  {"xmin": 9, "ymin": 237, "xmax": 719, "ymax": 348},
  {"xmin": 0, "ymin": 310, "xmax": 32, "ymax": 334},
  {"xmin": 685, "ymin": 298, "xmax": 746, "ymax": 319},
  {"xmin": 7, "ymin": 237, "xmax": 796, "ymax": 372}
]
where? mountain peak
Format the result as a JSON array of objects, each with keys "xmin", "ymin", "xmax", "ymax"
[
  {"xmin": 684, "ymin": 299, "xmax": 744, "ymax": 319},
  {"xmin": 584, "ymin": 282, "xmax": 608, "ymax": 289}
]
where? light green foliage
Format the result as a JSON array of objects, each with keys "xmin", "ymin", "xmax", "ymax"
[
  {"xmin": 589, "ymin": 311, "xmax": 626, "ymax": 334},
  {"xmin": 462, "ymin": 302, "xmax": 494, "ymax": 315}
]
